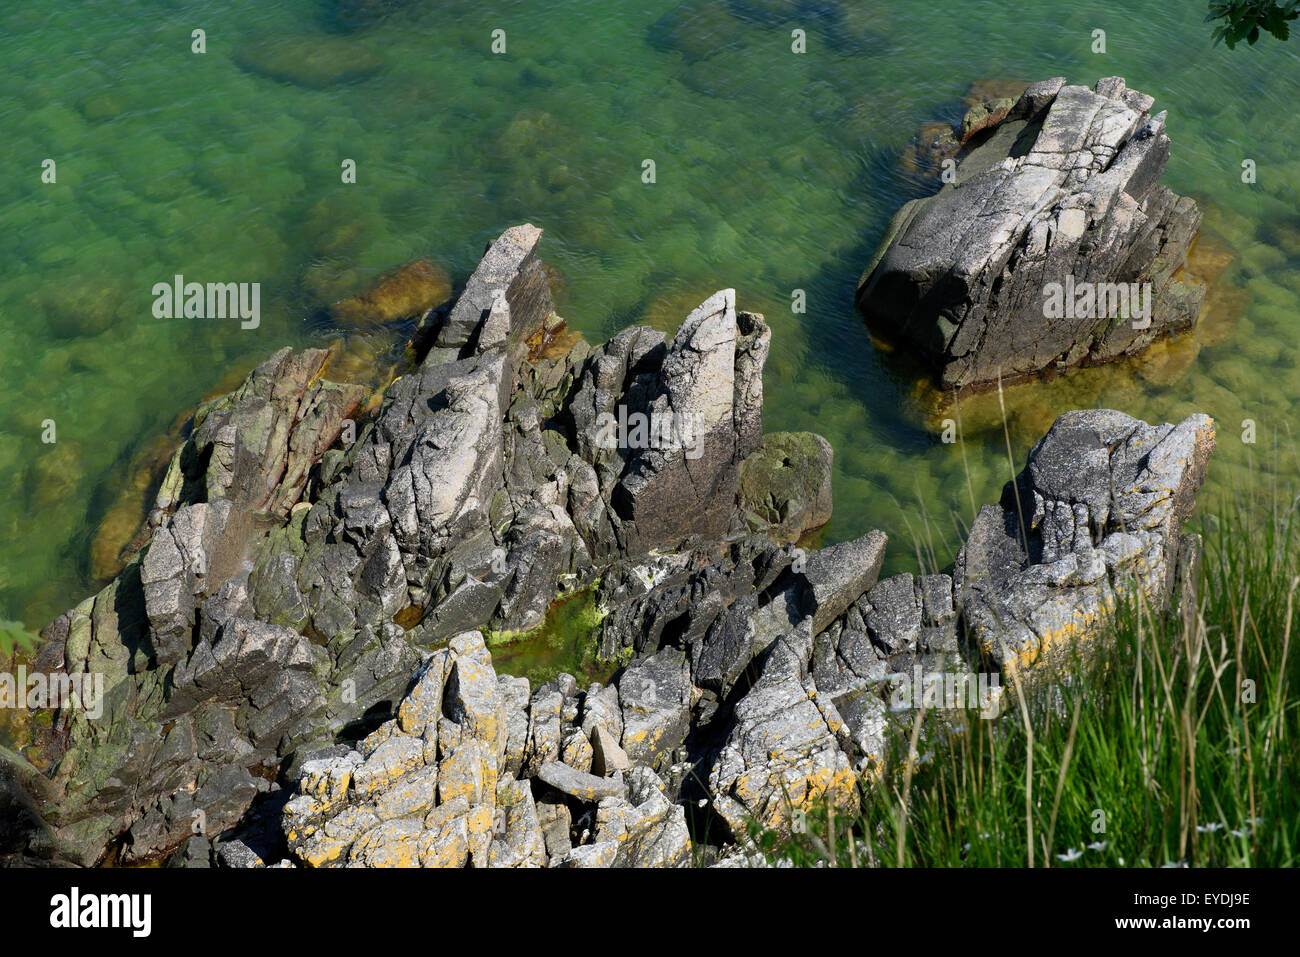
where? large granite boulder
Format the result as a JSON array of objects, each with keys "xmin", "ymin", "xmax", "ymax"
[
  {"xmin": 568, "ymin": 289, "xmax": 770, "ymax": 558},
  {"xmin": 430, "ymin": 223, "xmax": 555, "ymax": 350},
  {"xmin": 857, "ymin": 77, "xmax": 1205, "ymax": 389}
]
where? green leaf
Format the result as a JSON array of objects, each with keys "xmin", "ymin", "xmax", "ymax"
[{"xmin": 0, "ymin": 620, "xmax": 40, "ymax": 656}]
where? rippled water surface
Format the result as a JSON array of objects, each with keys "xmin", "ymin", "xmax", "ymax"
[{"xmin": 2, "ymin": 0, "xmax": 1298, "ymax": 631}]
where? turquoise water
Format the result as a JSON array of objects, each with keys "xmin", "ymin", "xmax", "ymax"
[{"xmin": 2, "ymin": 0, "xmax": 1298, "ymax": 631}]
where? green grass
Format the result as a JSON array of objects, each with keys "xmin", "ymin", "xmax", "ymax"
[{"xmin": 750, "ymin": 480, "xmax": 1300, "ymax": 868}]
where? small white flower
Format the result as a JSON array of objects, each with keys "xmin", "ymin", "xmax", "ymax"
[
  {"xmin": 1057, "ymin": 848, "xmax": 1084, "ymax": 862},
  {"xmin": 1196, "ymin": 822, "xmax": 1224, "ymax": 834},
  {"xmin": 1229, "ymin": 829, "xmax": 1248, "ymax": 839},
  {"xmin": 1087, "ymin": 841, "xmax": 1108, "ymax": 851}
]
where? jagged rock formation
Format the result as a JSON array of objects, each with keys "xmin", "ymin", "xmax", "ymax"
[
  {"xmin": 0, "ymin": 226, "xmax": 817, "ymax": 866},
  {"xmin": 857, "ymin": 77, "xmax": 1205, "ymax": 390},
  {"xmin": 273, "ymin": 630, "xmax": 692, "ymax": 868},
  {"xmin": 0, "ymin": 224, "xmax": 1215, "ymax": 868},
  {"xmin": 958, "ymin": 409, "xmax": 1214, "ymax": 676}
]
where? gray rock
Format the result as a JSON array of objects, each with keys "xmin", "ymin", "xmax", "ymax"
[
  {"xmin": 590, "ymin": 724, "xmax": 631, "ymax": 777},
  {"xmin": 434, "ymin": 223, "xmax": 552, "ymax": 349},
  {"xmin": 738, "ymin": 431, "xmax": 834, "ymax": 541},
  {"xmin": 215, "ymin": 838, "xmax": 265, "ymax": 869},
  {"xmin": 353, "ymin": 736, "xmax": 424, "ymax": 799},
  {"xmin": 396, "ymin": 652, "xmax": 449, "ymax": 736},
  {"xmin": 167, "ymin": 835, "xmax": 213, "ymax": 868},
  {"xmin": 534, "ymin": 799, "xmax": 572, "ymax": 860},
  {"xmin": 579, "ymin": 682, "xmax": 623, "ymax": 740},
  {"xmin": 373, "ymin": 765, "xmax": 439, "ymax": 821},
  {"xmin": 863, "ymin": 574, "xmax": 924, "ymax": 655},
  {"xmin": 349, "ymin": 818, "xmax": 425, "ymax": 867},
  {"xmin": 589, "ymin": 780, "xmax": 691, "ymax": 868},
  {"xmin": 956, "ymin": 410, "xmax": 1215, "ymax": 677},
  {"xmin": 611, "ymin": 292, "xmax": 770, "ymax": 555},
  {"xmin": 555, "ymin": 840, "xmax": 619, "ymax": 868},
  {"xmin": 186, "ymin": 347, "xmax": 363, "ymax": 516},
  {"xmin": 537, "ymin": 761, "xmax": 625, "ymax": 803},
  {"xmin": 802, "ymin": 530, "xmax": 888, "ymax": 634},
  {"xmin": 497, "ymin": 674, "xmax": 532, "ymax": 777},
  {"xmin": 617, "ymin": 648, "xmax": 693, "ymax": 767},
  {"xmin": 561, "ymin": 729, "xmax": 594, "ymax": 774},
  {"xmin": 858, "ymin": 78, "xmax": 1204, "ymax": 389},
  {"xmin": 707, "ymin": 623, "xmax": 859, "ymax": 838},
  {"xmin": 523, "ymin": 689, "xmax": 563, "ymax": 779},
  {"xmin": 10, "ymin": 213, "xmax": 1220, "ymax": 873},
  {"xmin": 489, "ymin": 778, "xmax": 547, "ymax": 867}
]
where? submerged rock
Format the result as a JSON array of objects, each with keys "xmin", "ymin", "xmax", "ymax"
[
  {"xmin": 233, "ymin": 35, "xmax": 385, "ymax": 89},
  {"xmin": 960, "ymin": 95, "xmax": 1016, "ymax": 144},
  {"xmin": 91, "ymin": 433, "xmax": 178, "ymax": 582},
  {"xmin": 859, "ymin": 77, "xmax": 1205, "ymax": 390},
  {"xmin": 328, "ymin": 0, "xmax": 419, "ymax": 31},
  {"xmin": 29, "ymin": 276, "xmax": 133, "ymax": 339},
  {"xmin": 329, "ymin": 258, "xmax": 451, "ymax": 327}
]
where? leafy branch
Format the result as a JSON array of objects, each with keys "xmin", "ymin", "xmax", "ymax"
[{"xmin": 1208, "ymin": 0, "xmax": 1300, "ymax": 48}]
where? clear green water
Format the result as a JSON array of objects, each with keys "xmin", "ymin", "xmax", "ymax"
[{"xmin": 2, "ymin": 0, "xmax": 1298, "ymax": 633}]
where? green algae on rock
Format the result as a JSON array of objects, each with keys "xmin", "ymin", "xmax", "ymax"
[
  {"xmin": 486, "ymin": 588, "xmax": 611, "ymax": 689},
  {"xmin": 737, "ymin": 431, "xmax": 834, "ymax": 541}
]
